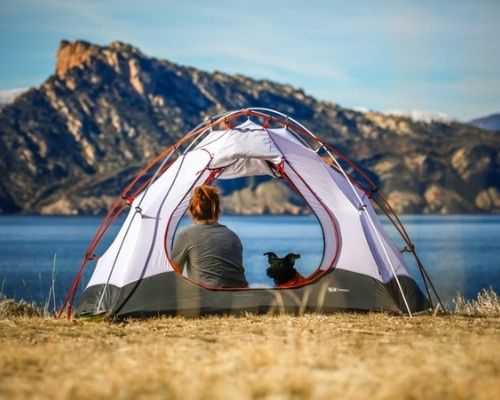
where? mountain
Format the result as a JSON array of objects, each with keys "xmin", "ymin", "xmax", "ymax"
[
  {"xmin": 469, "ymin": 113, "xmax": 500, "ymax": 132},
  {"xmin": 0, "ymin": 40, "xmax": 499, "ymax": 215}
]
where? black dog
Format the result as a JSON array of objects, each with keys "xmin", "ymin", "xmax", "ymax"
[{"xmin": 264, "ymin": 252, "xmax": 303, "ymax": 287}]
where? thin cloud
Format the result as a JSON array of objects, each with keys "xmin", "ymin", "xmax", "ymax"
[
  {"xmin": 385, "ymin": 109, "xmax": 453, "ymax": 123},
  {"xmin": 1, "ymin": 0, "xmax": 500, "ymax": 119}
]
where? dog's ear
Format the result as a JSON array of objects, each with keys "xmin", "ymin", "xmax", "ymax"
[{"xmin": 264, "ymin": 252, "xmax": 278, "ymax": 263}]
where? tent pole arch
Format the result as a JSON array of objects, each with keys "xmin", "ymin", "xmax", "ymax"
[{"xmin": 59, "ymin": 107, "xmax": 440, "ymax": 318}]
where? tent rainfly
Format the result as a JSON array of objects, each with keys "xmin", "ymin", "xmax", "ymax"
[{"xmin": 60, "ymin": 108, "xmax": 444, "ymax": 319}]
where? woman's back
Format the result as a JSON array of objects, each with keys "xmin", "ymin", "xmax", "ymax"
[{"xmin": 172, "ymin": 223, "xmax": 247, "ymax": 288}]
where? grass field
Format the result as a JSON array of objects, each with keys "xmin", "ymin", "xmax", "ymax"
[{"xmin": 1, "ymin": 310, "xmax": 500, "ymax": 400}]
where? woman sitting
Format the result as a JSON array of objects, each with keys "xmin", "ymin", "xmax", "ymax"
[{"xmin": 172, "ymin": 185, "xmax": 248, "ymax": 288}]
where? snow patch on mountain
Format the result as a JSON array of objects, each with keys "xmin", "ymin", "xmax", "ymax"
[{"xmin": 385, "ymin": 109, "xmax": 453, "ymax": 123}]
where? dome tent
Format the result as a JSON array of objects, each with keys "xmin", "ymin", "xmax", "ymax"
[{"xmin": 60, "ymin": 108, "xmax": 443, "ymax": 319}]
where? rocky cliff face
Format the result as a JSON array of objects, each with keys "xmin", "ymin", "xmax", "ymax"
[{"xmin": 1, "ymin": 40, "xmax": 499, "ymax": 215}]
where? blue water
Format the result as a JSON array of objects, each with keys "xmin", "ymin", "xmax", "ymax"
[{"xmin": 0, "ymin": 215, "xmax": 499, "ymax": 307}]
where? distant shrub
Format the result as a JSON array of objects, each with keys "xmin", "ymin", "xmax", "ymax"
[{"xmin": 453, "ymin": 288, "xmax": 500, "ymax": 317}]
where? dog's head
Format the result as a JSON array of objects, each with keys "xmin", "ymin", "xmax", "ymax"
[{"xmin": 264, "ymin": 252, "xmax": 301, "ymax": 286}]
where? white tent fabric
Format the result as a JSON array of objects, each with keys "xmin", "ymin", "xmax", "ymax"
[
  {"xmin": 267, "ymin": 129, "xmax": 410, "ymax": 281},
  {"xmin": 88, "ymin": 149, "xmax": 212, "ymax": 288},
  {"xmin": 87, "ymin": 119, "xmax": 413, "ymax": 292}
]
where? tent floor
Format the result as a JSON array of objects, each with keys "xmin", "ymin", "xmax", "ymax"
[{"xmin": 76, "ymin": 269, "xmax": 430, "ymax": 318}]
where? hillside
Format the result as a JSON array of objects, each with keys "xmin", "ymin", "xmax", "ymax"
[
  {"xmin": 469, "ymin": 113, "xmax": 500, "ymax": 132},
  {"xmin": 0, "ymin": 40, "xmax": 499, "ymax": 215}
]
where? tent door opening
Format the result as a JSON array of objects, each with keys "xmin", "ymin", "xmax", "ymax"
[{"xmin": 164, "ymin": 161, "xmax": 341, "ymax": 290}]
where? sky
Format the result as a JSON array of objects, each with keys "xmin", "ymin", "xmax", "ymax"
[{"xmin": 1, "ymin": 0, "xmax": 499, "ymax": 120}]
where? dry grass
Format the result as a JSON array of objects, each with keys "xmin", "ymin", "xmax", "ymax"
[
  {"xmin": 0, "ymin": 297, "xmax": 42, "ymax": 319},
  {"xmin": 453, "ymin": 288, "xmax": 500, "ymax": 317},
  {"xmin": 1, "ymin": 310, "xmax": 500, "ymax": 400}
]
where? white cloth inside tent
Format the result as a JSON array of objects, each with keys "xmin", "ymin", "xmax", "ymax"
[{"xmin": 195, "ymin": 120, "xmax": 282, "ymax": 179}]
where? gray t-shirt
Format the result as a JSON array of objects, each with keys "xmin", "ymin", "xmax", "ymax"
[{"xmin": 172, "ymin": 223, "xmax": 248, "ymax": 288}]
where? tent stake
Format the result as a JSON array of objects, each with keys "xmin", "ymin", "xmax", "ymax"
[{"xmin": 413, "ymin": 251, "xmax": 447, "ymax": 314}]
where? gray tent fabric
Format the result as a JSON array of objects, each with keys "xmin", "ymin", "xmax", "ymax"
[{"xmin": 76, "ymin": 269, "xmax": 429, "ymax": 318}]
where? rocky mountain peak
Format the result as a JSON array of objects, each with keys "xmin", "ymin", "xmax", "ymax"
[
  {"xmin": 109, "ymin": 40, "xmax": 142, "ymax": 54},
  {"xmin": 1, "ymin": 39, "xmax": 499, "ymax": 215},
  {"xmin": 55, "ymin": 40, "xmax": 99, "ymax": 77},
  {"xmin": 55, "ymin": 40, "xmax": 144, "ymax": 79}
]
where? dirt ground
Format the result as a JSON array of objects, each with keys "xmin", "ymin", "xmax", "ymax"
[{"xmin": 1, "ymin": 313, "xmax": 499, "ymax": 400}]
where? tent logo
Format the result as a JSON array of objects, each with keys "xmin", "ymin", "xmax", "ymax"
[{"xmin": 327, "ymin": 287, "xmax": 350, "ymax": 293}]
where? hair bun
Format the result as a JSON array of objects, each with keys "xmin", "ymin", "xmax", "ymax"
[{"xmin": 189, "ymin": 185, "xmax": 220, "ymax": 222}]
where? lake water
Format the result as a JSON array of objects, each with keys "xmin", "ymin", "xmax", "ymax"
[{"xmin": 0, "ymin": 215, "xmax": 499, "ymax": 308}]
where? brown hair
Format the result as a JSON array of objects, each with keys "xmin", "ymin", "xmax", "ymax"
[{"xmin": 189, "ymin": 185, "xmax": 220, "ymax": 222}]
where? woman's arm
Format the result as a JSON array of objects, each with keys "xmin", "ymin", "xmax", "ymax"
[{"xmin": 172, "ymin": 230, "xmax": 189, "ymax": 273}]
